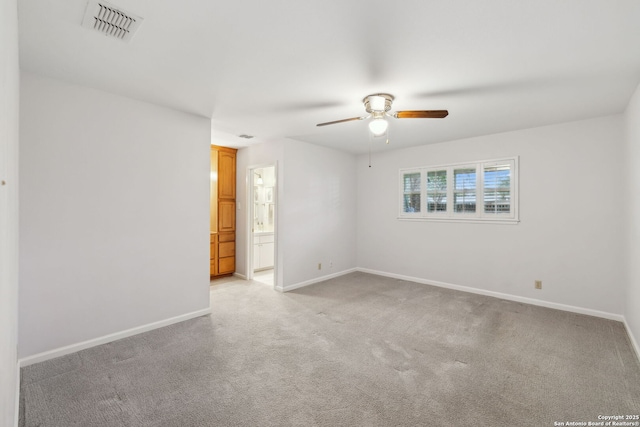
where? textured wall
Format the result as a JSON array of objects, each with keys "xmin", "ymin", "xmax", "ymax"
[
  {"xmin": 624, "ymin": 83, "xmax": 640, "ymax": 355},
  {"xmin": 0, "ymin": 0, "xmax": 20, "ymax": 424},
  {"xmin": 235, "ymin": 138, "xmax": 358, "ymax": 290},
  {"xmin": 19, "ymin": 73, "xmax": 211, "ymax": 358},
  {"xmin": 357, "ymin": 116, "xmax": 626, "ymax": 316}
]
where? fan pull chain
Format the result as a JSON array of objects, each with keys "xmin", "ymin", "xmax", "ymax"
[
  {"xmin": 368, "ymin": 131, "xmax": 372, "ymax": 167},
  {"xmin": 368, "ymin": 127, "xmax": 391, "ymax": 167}
]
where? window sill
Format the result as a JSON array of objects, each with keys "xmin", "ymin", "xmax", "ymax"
[{"xmin": 397, "ymin": 217, "xmax": 520, "ymax": 225}]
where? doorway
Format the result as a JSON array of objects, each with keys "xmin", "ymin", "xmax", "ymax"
[{"xmin": 248, "ymin": 165, "xmax": 276, "ymax": 287}]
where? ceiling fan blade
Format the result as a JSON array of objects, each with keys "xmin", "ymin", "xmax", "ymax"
[
  {"xmin": 316, "ymin": 116, "xmax": 366, "ymax": 127},
  {"xmin": 393, "ymin": 110, "xmax": 449, "ymax": 119}
]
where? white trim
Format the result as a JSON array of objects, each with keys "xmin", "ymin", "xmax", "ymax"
[
  {"xmin": 623, "ymin": 317, "xmax": 640, "ymax": 363},
  {"xmin": 233, "ymin": 272, "xmax": 247, "ymax": 280},
  {"xmin": 400, "ymin": 156, "xmax": 519, "ymax": 172},
  {"xmin": 282, "ymin": 268, "xmax": 357, "ymax": 292},
  {"xmin": 397, "ymin": 217, "xmax": 520, "ymax": 225},
  {"xmin": 14, "ymin": 360, "xmax": 20, "ymax": 427},
  {"xmin": 18, "ymin": 308, "xmax": 211, "ymax": 367},
  {"xmin": 245, "ymin": 163, "xmax": 278, "ymax": 290},
  {"xmin": 356, "ymin": 268, "xmax": 625, "ymax": 322},
  {"xmin": 398, "ymin": 168, "xmax": 422, "ymax": 218}
]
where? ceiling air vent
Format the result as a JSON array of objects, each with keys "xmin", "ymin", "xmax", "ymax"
[{"xmin": 81, "ymin": 0, "xmax": 143, "ymax": 42}]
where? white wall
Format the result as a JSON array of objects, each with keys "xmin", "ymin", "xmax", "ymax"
[
  {"xmin": 357, "ymin": 116, "xmax": 626, "ymax": 316},
  {"xmin": 19, "ymin": 73, "xmax": 211, "ymax": 359},
  {"xmin": 624, "ymin": 83, "xmax": 640, "ymax": 354},
  {"xmin": 0, "ymin": 0, "xmax": 20, "ymax": 424},
  {"xmin": 280, "ymin": 140, "xmax": 358, "ymax": 288},
  {"xmin": 235, "ymin": 138, "xmax": 358, "ymax": 290}
]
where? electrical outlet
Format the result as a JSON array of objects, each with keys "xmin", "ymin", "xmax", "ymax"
[
  {"xmin": 535, "ymin": 280, "xmax": 542, "ymax": 290},
  {"xmin": 318, "ymin": 263, "xmax": 322, "ymax": 270}
]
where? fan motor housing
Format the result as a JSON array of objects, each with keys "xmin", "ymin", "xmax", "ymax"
[{"xmin": 364, "ymin": 93, "xmax": 394, "ymax": 113}]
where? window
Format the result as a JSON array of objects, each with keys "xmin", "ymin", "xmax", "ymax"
[
  {"xmin": 399, "ymin": 157, "xmax": 518, "ymax": 223},
  {"xmin": 483, "ymin": 164, "xmax": 511, "ymax": 214},
  {"xmin": 427, "ymin": 170, "xmax": 447, "ymax": 212},
  {"xmin": 402, "ymin": 171, "xmax": 421, "ymax": 213},
  {"xmin": 454, "ymin": 168, "xmax": 476, "ymax": 213}
]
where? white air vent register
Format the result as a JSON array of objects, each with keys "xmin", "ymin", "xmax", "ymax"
[{"xmin": 81, "ymin": 0, "xmax": 143, "ymax": 42}]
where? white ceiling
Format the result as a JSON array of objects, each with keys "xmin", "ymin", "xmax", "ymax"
[{"xmin": 18, "ymin": 0, "xmax": 640, "ymax": 154}]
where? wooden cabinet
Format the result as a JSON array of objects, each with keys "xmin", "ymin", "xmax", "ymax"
[
  {"xmin": 218, "ymin": 150, "xmax": 236, "ymax": 199},
  {"xmin": 209, "ymin": 233, "xmax": 217, "ymax": 277},
  {"xmin": 210, "ymin": 145, "xmax": 237, "ymax": 278},
  {"xmin": 217, "ymin": 231, "xmax": 235, "ymax": 275},
  {"xmin": 218, "ymin": 200, "xmax": 235, "ymax": 232}
]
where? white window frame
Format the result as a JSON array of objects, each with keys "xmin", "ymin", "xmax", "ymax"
[
  {"xmin": 398, "ymin": 156, "xmax": 519, "ymax": 224},
  {"xmin": 399, "ymin": 168, "xmax": 424, "ymax": 218}
]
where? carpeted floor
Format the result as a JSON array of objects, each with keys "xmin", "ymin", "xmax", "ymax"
[{"xmin": 20, "ymin": 272, "xmax": 640, "ymax": 426}]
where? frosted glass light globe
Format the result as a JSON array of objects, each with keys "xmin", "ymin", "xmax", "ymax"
[{"xmin": 368, "ymin": 118, "xmax": 388, "ymax": 136}]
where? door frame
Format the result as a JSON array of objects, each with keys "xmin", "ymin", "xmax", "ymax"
[{"xmin": 246, "ymin": 163, "xmax": 278, "ymax": 289}]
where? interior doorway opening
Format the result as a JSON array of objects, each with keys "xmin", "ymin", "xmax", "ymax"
[{"xmin": 248, "ymin": 165, "xmax": 276, "ymax": 288}]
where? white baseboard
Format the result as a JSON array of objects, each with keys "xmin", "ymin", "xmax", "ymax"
[
  {"xmin": 18, "ymin": 307, "xmax": 211, "ymax": 368},
  {"xmin": 356, "ymin": 268, "xmax": 625, "ymax": 322},
  {"xmin": 233, "ymin": 272, "xmax": 247, "ymax": 280},
  {"xmin": 283, "ymin": 268, "xmax": 357, "ymax": 292},
  {"xmin": 623, "ymin": 317, "xmax": 640, "ymax": 363}
]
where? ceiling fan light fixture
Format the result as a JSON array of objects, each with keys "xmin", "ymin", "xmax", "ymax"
[
  {"xmin": 363, "ymin": 93, "xmax": 394, "ymax": 113},
  {"xmin": 369, "ymin": 118, "xmax": 388, "ymax": 136},
  {"xmin": 369, "ymin": 95, "xmax": 386, "ymax": 111},
  {"xmin": 315, "ymin": 93, "xmax": 448, "ymax": 141}
]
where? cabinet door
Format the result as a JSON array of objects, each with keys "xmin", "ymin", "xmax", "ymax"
[
  {"xmin": 219, "ymin": 241, "xmax": 235, "ymax": 258},
  {"xmin": 253, "ymin": 243, "xmax": 260, "ymax": 271},
  {"xmin": 219, "ymin": 256, "xmax": 235, "ymax": 274},
  {"xmin": 259, "ymin": 242, "xmax": 274, "ymax": 269},
  {"xmin": 209, "ymin": 234, "xmax": 217, "ymax": 276},
  {"xmin": 218, "ymin": 150, "xmax": 236, "ymax": 199},
  {"xmin": 210, "ymin": 260, "xmax": 217, "ymax": 276},
  {"xmin": 218, "ymin": 200, "xmax": 235, "ymax": 232},
  {"xmin": 210, "ymin": 149, "xmax": 218, "ymax": 233}
]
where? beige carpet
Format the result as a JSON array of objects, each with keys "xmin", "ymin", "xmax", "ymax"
[{"xmin": 20, "ymin": 272, "xmax": 640, "ymax": 426}]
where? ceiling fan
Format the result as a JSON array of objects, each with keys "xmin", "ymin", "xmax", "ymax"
[{"xmin": 316, "ymin": 93, "xmax": 448, "ymax": 136}]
